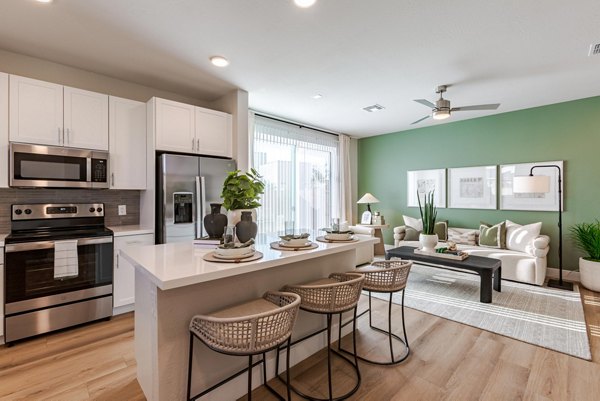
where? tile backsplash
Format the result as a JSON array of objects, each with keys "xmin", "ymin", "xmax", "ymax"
[{"xmin": 0, "ymin": 188, "xmax": 140, "ymax": 232}]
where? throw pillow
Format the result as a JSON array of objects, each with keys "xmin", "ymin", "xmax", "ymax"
[
  {"xmin": 404, "ymin": 221, "xmax": 448, "ymax": 241},
  {"xmin": 404, "ymin": 227, "xmax": 421, "ymax": 241},
  {"xmin": 448, "ymin": 228, "xmax": 479, "ymax": 246},
  {"xmin": 403, "ymin": 215, "xmax": 423, "ymax": 231},
  {"xmin": 479, "ymin": 221, "xmax": 507, "ymax": 249},
  {"xmin": 505, "ymin": 220, "xmax": 542, "ymax": 253}
]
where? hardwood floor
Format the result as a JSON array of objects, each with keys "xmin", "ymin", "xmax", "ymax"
[{"xmin": 1, "ymin": 288, "xmax": 599, "ymax": 400}]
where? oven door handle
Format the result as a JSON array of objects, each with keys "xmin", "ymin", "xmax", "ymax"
[{"xmin": 5, "ymin": 236, "xmax": 113, "ymax": 252}]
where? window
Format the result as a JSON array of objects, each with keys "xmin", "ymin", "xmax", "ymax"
[{"xmin": 252, "ymin": 115, "xmax": 340, "ymax": 234}]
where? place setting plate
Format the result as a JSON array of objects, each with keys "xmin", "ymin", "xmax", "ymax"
[
  {"xmin": 270, "ymin": 241, "xmax": 318, "ymax": 251},
  {"xmin": 316, "ymin": 235, "xmax": 358, "ymax": 243},
  {"xmin": 203, "ymin": 250, "xmax": 264, "ymax": 263}
]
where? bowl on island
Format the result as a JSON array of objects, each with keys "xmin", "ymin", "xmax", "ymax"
[
  {"xmin": 214, "ymin": 244, "xmax": 255, "ymax": 257},
  {"xmin": 279, "ymin": 233, "xmax": 311, "ymax": 247},
  {"xmin": 324, "ymin": 232, "xmax": 353, "ymax": 241}
]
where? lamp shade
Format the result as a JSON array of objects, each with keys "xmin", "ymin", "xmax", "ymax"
[
  {"xmin": 513, "ymin": 175, "xmax": 550, "ymax": 194},
  {"xmin": 357, "ymin": 193, "xmax": 380, "ymax": 204}
]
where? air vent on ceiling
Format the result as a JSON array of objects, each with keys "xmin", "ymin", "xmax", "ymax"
[
  {"xmin": 363, "ymin": 104, "xmax": 385, "ymax": 112},
  {"xmin": 589, "ymin": 43, "xmax": 600, "ymax": 56}
]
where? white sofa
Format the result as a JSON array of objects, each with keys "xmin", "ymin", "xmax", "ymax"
[
  {"xmin": 393, "ymin": 226, "xmax": 550, "ymax": 286},
  {"xmin": 349, "ymin": 225, "xmax": 375, "ymax": 266}
]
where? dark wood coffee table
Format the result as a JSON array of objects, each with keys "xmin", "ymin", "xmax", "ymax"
[{"xmin": 386, "ymin": 246, "xmax": 502, "ymax": 303}]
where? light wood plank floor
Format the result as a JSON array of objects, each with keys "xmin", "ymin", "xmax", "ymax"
[{"xmin": 1, "ymin": 287, "xmax": 599, "ymax": 401}]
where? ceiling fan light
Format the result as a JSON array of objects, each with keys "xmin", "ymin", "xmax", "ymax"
[{"xmin": 432, "ymin": 109, "xmax": 450, "ymax": 120}]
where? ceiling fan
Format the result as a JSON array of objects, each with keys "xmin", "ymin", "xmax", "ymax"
[{"xmin": 411, "ymin": 85, "xmax": 500, "ymax": 125}]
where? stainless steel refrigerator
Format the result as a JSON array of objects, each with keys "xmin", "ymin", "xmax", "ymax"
[{"xmin": 156, "ymin": 153, "xmax": 236, "ymax": 244}]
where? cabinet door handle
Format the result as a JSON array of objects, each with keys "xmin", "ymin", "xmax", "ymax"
[
  {"xmin": 192, "ymin": 138, "xmax": 195, "ymax": 151},
  {"xmin": 116, "ymin": 253, "xmax": 119, "ymax": 269},
  {"xmin": 66, "ymin": 128, "xmax": 70, "ymax": 144},
  {"xmin": 111, "ymin": 173, "xmax": 115, "ymax": 186},
  {"xmin": 58, "ymin": 128, "xmax": 61, "ymax": 144},
  {"xmin": 197, "ymin": 139, "xmax": 200, "ymax": 152}
]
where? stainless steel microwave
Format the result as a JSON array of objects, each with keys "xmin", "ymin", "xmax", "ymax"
[{"xmin": 10, "ymin": 143, "xmax": 109, "ymax": 189}]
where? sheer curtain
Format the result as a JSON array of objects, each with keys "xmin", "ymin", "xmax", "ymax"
[{"xmin": 252, "ymin": 115, "xmax": 340, "ymax": 234}]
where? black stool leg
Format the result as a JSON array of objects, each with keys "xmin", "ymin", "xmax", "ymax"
[
  {"xmin": 248, "ymin": 355, "xmax": 253, "ymax": 401},
  {"xmin": 187, "ymin": 333, "xmax": 194, "ymax": 401},
  {"xmin": 368, "ymin": 290, "xmax": 373, "ymax": 327},
  {"xmin": 388, "ymin": 292, "xmax": 395, "ymax": 363},
  {"xmin": 286, "ymin": 338, "xmax": 292, "ymax": 401},
  {"xmin": 352, "ymin": 306, "xmax": 360, "ymax": 377},
  {"xmin": 401, "ymin": 289, "xmax": 409, "ymax": 349},
  {"xmin": 326, "ymin": 313, "xmax": 333, "ymax": 401}
]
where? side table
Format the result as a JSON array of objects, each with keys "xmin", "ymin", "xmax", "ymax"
[{"xmin": 357, "ymin": 224, "xmax": 389, "ymax": 256}]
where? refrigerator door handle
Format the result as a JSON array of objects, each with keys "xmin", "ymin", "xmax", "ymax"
[
  {"xmin": 195, "ymin": 176, "xmax": 202, "ymax": 239},
  {"xmin": 199, "ymin": 176, "xmax": 207, "ymax": 238}
]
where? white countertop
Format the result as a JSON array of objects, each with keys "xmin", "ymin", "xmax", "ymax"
[
  {"xmin": 108, "ymin": 225, "xmax": 154, "ymax": 237},
  {"xmin": 0, "ymin": 233, "xmax": 7, "ymax": 247},
  {"xmin": 121, "ymin": 235, "xmax": 378, "ymax": 290}
]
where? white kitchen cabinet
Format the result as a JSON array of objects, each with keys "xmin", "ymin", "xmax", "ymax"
[
  {"xmin": 109, "ymin": 96, "xmax": 147, "ymax": 189},
  {"xmin": 9, "ymin": 75, "xmax": 63, "ymax": 146},
  {"xmin": 9, "ymin": 75, "xmax": 109, "ymax": 150},
  {"xmin": 0, "ymin": 72, "xmax": 8, "ymax": 188},
  {"xmin": 151, "ymin": 97, "xmax": 233, "ymax": 157},
  {"xmin": 154, "ymin": 98, "xmax": 195, "ymax": 154},
  {"xmin": 195, "ymin": 107, "xmax": 232, "ymax": 158},
  {"xmin": 64, "ymin": 86, "xmax": 109, "ymax": 150},
  {"xmin": 113, "ymin": 233, "xmax": 154, "ymax": 311}
]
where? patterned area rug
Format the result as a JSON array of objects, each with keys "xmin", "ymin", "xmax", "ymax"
[{"xmin": 373, "ymin": 263, "xmax": 592, "ymax": 360}]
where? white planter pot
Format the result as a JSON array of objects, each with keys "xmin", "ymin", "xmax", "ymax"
[
  {"xmin": 579, "ymin": 257, "xmax": 600, "ymax": 292},
  {"xmin": 227, "ymin": 209, "xmax": 256, "ymax": 226},
  {"xmin": 419, "ymin": 233, "xmax": 439, "ymax": 253}
]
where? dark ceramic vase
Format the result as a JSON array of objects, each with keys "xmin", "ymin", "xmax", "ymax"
[
  {"xmin": 235, "ymin": 211, "xmax": 258, "ymax": 242},
  {"xmin": 203, "ymin": 203, "xmax": 227, "ymax": 239}
]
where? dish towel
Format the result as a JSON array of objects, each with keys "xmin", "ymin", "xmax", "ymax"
[{"xmin": 54, "ymin": 239, "xmax": 79, "ymax": 279}]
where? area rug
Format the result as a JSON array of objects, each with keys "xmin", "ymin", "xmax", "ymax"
[{"xmin": 372, "ymin": 263, "xmax": 592, "ymax": 360}]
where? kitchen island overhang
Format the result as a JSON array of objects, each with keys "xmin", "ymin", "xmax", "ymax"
[{"xmin": 122, "ymin": 236, "xmax": 379, "ymax": 401}]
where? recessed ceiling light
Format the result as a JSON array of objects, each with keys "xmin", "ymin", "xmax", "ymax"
[
  {"xmin": 294, "ymin": 0, "xmax": 317, "ymax": 8},
  {"xmin": 36, "ymin": 0, "xmax": 54, "ymax": 3},
  {"xmin": 210, "ymin": 56, "xmax": 229, "ymax": 67},
  {"xmin": 312, "ymin": 94, "xmax": 323, "ymax": 99}
]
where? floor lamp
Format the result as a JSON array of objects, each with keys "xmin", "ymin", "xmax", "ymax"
[{"xmin": 513, "ymin": 165, "xmax": 572, "ymax": 291}]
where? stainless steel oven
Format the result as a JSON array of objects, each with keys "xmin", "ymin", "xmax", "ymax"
[
  {"xmin": 10, "ymin": 143, "xmax": 109, "ymax": 188},
  {"xmin": 3, "ymin": 203, "xmax": 114, "ymax": 343}
]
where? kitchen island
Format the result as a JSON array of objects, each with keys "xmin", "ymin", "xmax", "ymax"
[{"xmin": 121, "ymin": 235, "xmax": 379, "ymax": 401}]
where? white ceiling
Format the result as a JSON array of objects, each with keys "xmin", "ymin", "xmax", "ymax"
[{"xmin": 0, "ymin": 0, "xmax": 599, "ymax": 137}]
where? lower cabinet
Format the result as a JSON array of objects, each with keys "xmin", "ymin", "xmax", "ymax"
[{"xmin": 113, "ymin": 234, "xmax": 154, "ymax": 312}]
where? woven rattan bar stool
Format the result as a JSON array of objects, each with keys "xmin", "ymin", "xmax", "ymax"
[
  {"xmin": 187, "ymin": 291, "xmax": 301, "ymax": 401},
  {"xmin": 279, "ymin": 272, "xmax": 365, "ymax": 401},
  {"xmin": 339, "ymin": 259, "xmax": 412, "ymax": 365}
]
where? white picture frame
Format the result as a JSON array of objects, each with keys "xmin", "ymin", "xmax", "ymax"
[
  {"xmin": 407, "ymin": 169, "xmax": 446, "ymax": 208},
  {"xmin": 500, "ymin": 161, "xmax": 564, "ymax": 211},
  {"xmin": 448, "ymin": 165, "xmax": 497, "ymax": 209},
  {"xmin": 360, "ymin": 211, "xmax": 372, "ymax": 224}
]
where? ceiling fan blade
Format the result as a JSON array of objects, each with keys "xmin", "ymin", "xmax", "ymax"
[
  {"xmin": 411, "ymin": 115, "xmax": 430, "ymax": 125},
  {"xmin": 414, "ymin": 99, "xmax": 436, "ymax": 108},
  {"xmin": 451, "ymin": 103, "xmax": 500, "ymax": 111}
]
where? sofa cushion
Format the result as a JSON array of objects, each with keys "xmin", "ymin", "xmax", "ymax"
[
  {"xmin": 404, "ymin": 220, "xmax": 448, "ymax": 241},
  {"xmin": 479, "ymin": 221, "xmax": 506, "ymax": 249},
  {"xmin": 448, "ymin": 228, "xmax": 478, "ymax": 245},
  {"xmin": 403, "ymin": 215, "xmax": 423, "ymax": 231},
  {"xmin": 505, "ymin": 220, "xmax": 542, "ymax": 253}
]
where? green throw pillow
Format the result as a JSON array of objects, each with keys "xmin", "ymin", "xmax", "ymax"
[
  {"xmin": 479, "ymin": 221, "xmax": 507, "ymax": 249},
  {"xmin": 404, "ymin": 220, "xmax": 448, "ymax": 241}
]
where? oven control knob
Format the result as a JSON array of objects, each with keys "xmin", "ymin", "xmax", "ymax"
[
  {"xmin": 24, "ymin": 209, "xmax": 32, "ymax": 215},
  {"xmin": 89, "ymin": 207, "xmax": 96, "ymax": 213},
  {"xmin": 97, "ymin": 207, "xmax": 103, "ymax": 212},
  {"xmin": 14, "ymin": 209, "xmax": 22, "ymax": 215}
]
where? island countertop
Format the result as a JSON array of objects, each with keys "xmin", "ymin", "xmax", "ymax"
[{"xmin": 121, "ymin": 235, "xmax": 379, "ymax": 291}]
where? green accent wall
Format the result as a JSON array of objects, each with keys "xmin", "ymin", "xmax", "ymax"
[{"xmin": 358, "ymin": 96, "xmax": 600, "ymax": 270}]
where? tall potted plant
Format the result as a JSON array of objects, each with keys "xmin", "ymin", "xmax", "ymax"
[
  {"xmin": 221, "ymin": 168, "xmax": 265, "ymax": 226},
  {"xmin": 570, "ymin": 220, "xmax": 600, "ymax": 291},
  {"xmin": 417, "ymin": 190, "xmax": 438, "ymax": 252}
]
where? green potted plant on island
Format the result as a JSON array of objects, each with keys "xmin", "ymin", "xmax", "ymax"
[
  {"xmin": 570, "ymin": 220, "xmax": 600, "ymax": 292},
  {"xmin": 221, "ymin": 168, "xmax": 265, "ymax": 226},
  {"xmin": 417, "ymin": 190, "xmax": 438, "ymax": 252}
]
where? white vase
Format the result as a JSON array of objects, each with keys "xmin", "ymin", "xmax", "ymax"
[
  {"xmin": 419, "ymin": 233, "xmax": 438, "ymax": 253},
  {"xmin": 579, "ymin": 257, "xmax": 600, "ymax": 292},
  {"xmin": 227, "ymin": 209, "xmax": 256, "ymax": 226}
]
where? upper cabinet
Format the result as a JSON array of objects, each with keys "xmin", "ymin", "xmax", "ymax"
[
  {"xmin": 152, "ymin": 97, "xmax": 232, "ymax": 158},
  {"xmin": 154, "ymin": 98, "xmax": 195, "ymax": 154},
  {"xmin": 0, "ymin": 72, "xmax": 8, "ymax": 189},
  {"xmin": 195, "ymin": 108, "xmax": 232, "ymax": 158},
  {"xmin": 9, "ymin": 75, "xmax": 109, "ymax": 151},
  {"xmin": 109, "ymin": 96, "xmax": 147, "ymax": 190}
]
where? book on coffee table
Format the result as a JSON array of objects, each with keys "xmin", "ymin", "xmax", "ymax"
[{"xmin": 414, "ymin": 248, "xmax": 469, "ymax": 261}]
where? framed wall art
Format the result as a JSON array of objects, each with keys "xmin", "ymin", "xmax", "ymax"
[
  {"xmin": 407, "ymin": 169, "xmax": 446, "ymax": 208},
  {"xmin": 500, "ymin": 161, "xmax": 564, "ymax": 211},
  {"xmin": 448, "ymin": 165, "xmax": 497, "ymax": 209}
]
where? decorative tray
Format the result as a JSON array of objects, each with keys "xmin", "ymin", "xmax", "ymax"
[
  {"xmin": 203, "ymin": 251, "xmax": 264, "ymax": 263},
  {"xmin": 414, "ymin": 248, "xmax": 469, "ymax": 261},
  {"xmin": 316, "ymin": 236, "xmax": 358, "ymax": 243},
  {"xmin": 270, "ymin": 241, "xmax": 318, "ymax": 251}
]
